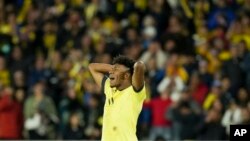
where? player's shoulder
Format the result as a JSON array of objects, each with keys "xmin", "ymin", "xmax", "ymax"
[
  {"xmin": 101, "ymin": 76, "xmax": 110, "ymax": 94},
  {"xmin": 129, "ymin": 84, "xmax": 146, "ymax": 99},
  {"xmin": 132, "ymin": 82, "xmax": 146, "ymax": 93}
]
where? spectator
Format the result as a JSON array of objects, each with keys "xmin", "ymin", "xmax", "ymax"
[
  {"xmin": 28, "ymin": 55, "xmax": 53, "ymax": 87},
  {"xmin": 23, "ymin": 82, "xmax": 58, "ymax": 139},
  {"xmin": 236, "ymin": 88, "xmax": 249, "ymax": 107},
  {"xmin": 203, "ymin": 82, "xmax": 222, "ymax": 111},
  {"xmin": 12, "ymin": 70, "xmax": 28, "ymax": 93},
  {"xmin": 242, "ymin": 51, "xmax": 250, "ymax": 92},
  {"xmin": 207, "ymin": 0, "xmax": 235, "ymax": 29},
  {"xmin": 157, "ymin": 54, "xmax": 186, "ymax": 102},
  {"xmin": 0, "ymin": 87, "xmax": 23, "ymax": 139},
  {"xmin": 197, "ymin": 108, "xmax": 227, "ymax": 140},
  {"xmin": 189, "ymin": 71, "xmax": 209, "ymax": 106},
  {"xmin": 154, "ymin": 135, "xmax": 166, "ymax": 141},
  {"xmin": 59, "ymin": 86, "xmax": 84, "ymax": 134},
  {"xmin": 15, "ymin": 88, "xmax": 25, "ymax": 104},
  {"xmin": 240, "ymin": 107, "xmax": 250, "ymax": 124},
  {"xmin": 220, "ymin": 76, "xmax": 233, "ymax": 108},
  {"xmin": 163, "ymin": 14, "xmax": 195, "ymax": 55},
  {"xmin": 222, "ymin": 45, "xmax": 245, "ymax": 97},
  {"xmin": 157, "ymin": 74, "xmax": 184, "ymax": 102},
  {"xmin": 140, "ymin": 41, "xmax": 167, "ymax": 70},
  {"xmin": 198, "ymin": 59, "xmax": 213, "ymax": 87},
  {"xmin": 124, "ymin": 27, "xmax": 139, "ymax": 45},
  {"xmin": 181, "ymin": 55, "xmax": 198, "ymax": 78},
  {"xmin": 124, "ymin": 42, "xmax": 143, "ymax": 60},
  {"xmin": 143, "ymin": 86, "xmax": 173, "ymax": 140},
  {"xmin": 8, "ymin": 47, "xmax": 29, "ymax": 74},
  {"xmin": 84, "ymin": 94, "xmax": 102, "ymax": 140},
  {"xmin": 63, "ymin": 112, "xmax": 85, "ymax": 140},
  {"xmin": 0, "ymin": 56, "xmax": 10, "ymax": 87},
  {"xmin": 146, "ymin": 57, "xmax": 164, "ymax": 98},
  {"xmin": 222, "ymin": 101, "xmax": 242, "ymax": 135},
  {"xmin": 167, "ymin": 89, "xmax": 201, "ymax": 140}
]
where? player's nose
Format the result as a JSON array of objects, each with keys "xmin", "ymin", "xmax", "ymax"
[
  {"xmin": 109, "ymin": 66, "xmax": 115, "ymax": 74},
  {"xmin": 109, "ymin": 69, "xmax": 113, "ymax": 74}
]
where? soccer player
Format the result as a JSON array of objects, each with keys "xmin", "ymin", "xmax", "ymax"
[{"xmin": 88, "ymin": 55, "xmax": 146, "ymax": 141}]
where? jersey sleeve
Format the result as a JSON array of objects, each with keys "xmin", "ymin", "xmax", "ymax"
[
  {"xmin": 133, "ymin": 83, "xmax": 147, "ymax": 101},
  {"xmin": 133, "ymin": 82, "xmax": 146, "ymax": 94}
]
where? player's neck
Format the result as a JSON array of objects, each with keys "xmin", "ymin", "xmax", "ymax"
[{"xmin": 116, "ymin": 81, "xmax": 131, "ymax": 91}]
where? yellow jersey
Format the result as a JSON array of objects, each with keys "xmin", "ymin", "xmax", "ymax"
[{"xmin": 101, "ymin": 77, "xmax": 146, "ymax": 141}]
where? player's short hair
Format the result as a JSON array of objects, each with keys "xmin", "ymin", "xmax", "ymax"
[{"xmin": 112, "ymin": 55, "xmax": 135, "ymax": 75}]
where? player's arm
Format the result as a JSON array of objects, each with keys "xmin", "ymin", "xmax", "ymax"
[
  {"xmin": 132, "ymin": 61, "xmax": 146, "ymax": 92},
  {"xmin": 88, "ymin": 63, "xmax": 112, "ymax": 87}
]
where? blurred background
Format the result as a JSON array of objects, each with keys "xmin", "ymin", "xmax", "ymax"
[{"xmin": 0, "ymin": 0, "xmax": 250, "ymax": 140}]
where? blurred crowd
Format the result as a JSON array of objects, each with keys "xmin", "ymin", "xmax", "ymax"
[{"xmin": 1, "ymin": 0, "xmax": 250, "ymax": 140}]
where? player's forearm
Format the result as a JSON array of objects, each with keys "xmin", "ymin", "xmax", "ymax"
[
  {"xmin": 134, "ymin": 61, "xmax": 146, "ymax": 73},
  {"xmin": 132, "ymin": 61, "xmax": 146, "ymax": 91},
  {"xmin": 88, "ymin": 63, "xmax": 112, "ymax": 74}
]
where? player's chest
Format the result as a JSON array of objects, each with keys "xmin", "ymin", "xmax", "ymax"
[{"xmin": 104, "ymin": 90, "xmax": 134, "ymax": 113}]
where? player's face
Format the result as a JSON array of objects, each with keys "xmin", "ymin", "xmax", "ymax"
[{"xmin": 109, "ymin": 64, "xmax": 130, "ymax": 88}]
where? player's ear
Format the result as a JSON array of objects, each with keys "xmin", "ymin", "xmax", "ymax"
[{"xmin": 124, "ymin": 72, "xmax": 130, "ymax": 79}]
